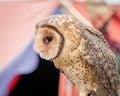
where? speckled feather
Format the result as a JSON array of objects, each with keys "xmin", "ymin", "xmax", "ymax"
[{"xmin": 35, "ymin": 14, "xmax": 120, "ymax": 96}]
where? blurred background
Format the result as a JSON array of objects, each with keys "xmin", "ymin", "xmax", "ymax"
[{"xmin": 0, "ymin": 0, "xmax": 120, "ymax": 96}]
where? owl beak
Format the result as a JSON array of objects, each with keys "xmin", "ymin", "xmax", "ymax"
[
  {"xmin": 36, "ymin": 49, "xmax": 41, "ymax": 53},
  {"xmin": 33, "ymin": 46, "xmax": 40, "ymax": 54},
  {"xmin": 35, "ymin": 48, "xmax": 48, "ymax": 54}
]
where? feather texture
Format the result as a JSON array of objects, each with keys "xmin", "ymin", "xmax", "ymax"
[{"xmin": 34, "ymin": 14, "xmax": 120, "ymax": 96}]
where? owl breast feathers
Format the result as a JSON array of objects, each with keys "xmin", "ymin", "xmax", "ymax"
[{"xmin": 33, "ymin": 14, "xmax": 120, "ymax": 96}]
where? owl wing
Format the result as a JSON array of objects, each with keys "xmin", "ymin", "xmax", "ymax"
[{"xmin": 78, "ymin": 25, "xmax": 119, "ymax": 94}]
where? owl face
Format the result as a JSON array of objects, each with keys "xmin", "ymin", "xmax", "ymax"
[{"xmin": 33, "ymin": 26, "xmax": 63, "ymax": 60}]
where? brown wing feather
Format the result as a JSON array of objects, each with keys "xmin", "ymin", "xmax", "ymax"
[{"xmin": 78, "ymin": 25, "xmax": 120, "ymax": 95}]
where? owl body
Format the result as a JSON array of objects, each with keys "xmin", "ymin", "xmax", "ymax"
[
  {"xmin": 54, "ymin": 48, "xmax": 99, "ymax": 96},
  {"xmin": 34, "ymin": 14, "xmax": 120, "ymax": 96}
]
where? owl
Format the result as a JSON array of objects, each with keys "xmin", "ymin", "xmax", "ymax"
[{"xmin": 33, "ymin": 14, "xmax": 120, "ymax": 96}]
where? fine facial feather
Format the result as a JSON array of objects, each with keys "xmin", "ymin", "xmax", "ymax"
[
  {"xmin": 33, "ymin": 14, "xmax": 120, "ymax": 96},
  {"xmin": 34, "ymin": 26, "xmax": 63, "ymax": 60}
]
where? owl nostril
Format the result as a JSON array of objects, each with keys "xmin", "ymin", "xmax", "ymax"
[{"xmin": 43, "ymin": 36, "xmax": 53, "ymax": 44}]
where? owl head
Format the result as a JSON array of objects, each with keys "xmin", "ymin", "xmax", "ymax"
[
  {"xmin": 33, "ymin": 14, "xmax": 81, "ymax": 60},
  {"xmin": 33, "ymin": 25, "xmax": 64, "ymax": 60}
]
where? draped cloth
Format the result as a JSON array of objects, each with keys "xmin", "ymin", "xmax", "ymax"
[{"xmin": 0, "ymin": 1, "xmax": 59, "ymax": 96}]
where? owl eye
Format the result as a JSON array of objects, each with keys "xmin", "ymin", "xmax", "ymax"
[
  {"xmin": 87, "ymin": 91, "xmax": 96, "ymax": 96},
  {"xmin": 43, "ymin": 36, "xmax": 53, "ymax": 44},
  {"xmin": 87, "ymin": 93, "xmax": 93, "ymax": 96}
]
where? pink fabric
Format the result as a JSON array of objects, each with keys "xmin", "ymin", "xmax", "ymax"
[
  {"xmin": 0, "ymin": 1, "xmax": 59, "ymax": 71},
  {"xmin": 58, "ymin": 73, "xmax": 79, "ymax": 96},
  {"xmin": 107, "ymin": 7, "xmax": 120, "ymax": 43},
  {"xmin": 58, "ymin": 73, "xmax": 66, "ymax": 96}
]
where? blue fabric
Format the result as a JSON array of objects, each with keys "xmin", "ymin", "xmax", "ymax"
[{"xmin": 0, "ymin": 39, "xmax": 39, "ymax": 96}]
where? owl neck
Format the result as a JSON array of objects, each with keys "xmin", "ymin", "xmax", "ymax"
[{"xmin": 53, "ymin": 49, "xmax": 81, "ymax": 70}]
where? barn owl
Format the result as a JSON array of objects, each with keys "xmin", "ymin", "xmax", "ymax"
[{"xmin": 33, "ymin": 14, "xmax": 120, "ymax": 96}]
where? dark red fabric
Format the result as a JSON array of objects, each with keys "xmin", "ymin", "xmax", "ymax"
[{"xmin": 8, "ymin": 75, "xmax": 21, "ymax": 94}]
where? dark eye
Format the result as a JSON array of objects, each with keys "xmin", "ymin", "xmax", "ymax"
[
  {"xmin": 87, "ymin": 91, "xmax": 96, "ymax": 96},
  {"xmin": 43, "ymin": 36, "xmax": 53, "ymax": 44},
  {"xmin": 88, "ymin": 93, "xmax": 93, "ymax": 96}
]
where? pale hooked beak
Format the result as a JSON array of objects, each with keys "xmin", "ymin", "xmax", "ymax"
[{"xmin": 33, "ymin": 47, "xmax": 47, "ymax": 54}]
